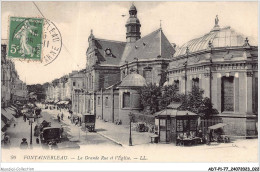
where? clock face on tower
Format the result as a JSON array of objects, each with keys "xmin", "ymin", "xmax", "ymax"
[{"xmin": 105, "ymin": 48, "xmax": 112, "ymax": 56}]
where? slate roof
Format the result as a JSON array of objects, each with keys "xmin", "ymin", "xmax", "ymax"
[
  {"xmin": 120, "ymin": 28, "xmax": 175, "ymax": 65},
  {"xmin": 93, "ymin": 38, "xmax": 126, "ymax": 66}
]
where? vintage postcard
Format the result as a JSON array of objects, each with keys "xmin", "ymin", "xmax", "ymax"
[{"xmin": 1, "ymin": 1, "xmax": 259, "ymax": 171}]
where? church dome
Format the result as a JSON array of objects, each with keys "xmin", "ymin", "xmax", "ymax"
[
  {"xmin": 119, "ymin": 73, "xmax": 147, "ymax": 87},
  {"xmin": 174, "ymin": 26, "xmax": 256, "ymax": 57}
]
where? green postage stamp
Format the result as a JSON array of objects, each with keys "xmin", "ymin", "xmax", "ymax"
[{"xmin": 7, "ymin": 17, "xmax": 44, "ymax": 60}]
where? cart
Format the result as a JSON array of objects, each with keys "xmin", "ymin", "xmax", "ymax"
[
  {"xmin": 207, "ymin": 123, "xmax": 230, "ymax": 144},
  {"xmin": 40, "ymin": 127, "xmax": 61, "ymax": 145},
  {"xmin": 82, "ymin": 114, "xmax": 95, "ymax": 132}
]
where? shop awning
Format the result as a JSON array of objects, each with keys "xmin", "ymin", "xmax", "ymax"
[
  {"xmin": 1, "ymin": 108, "xmax": 16, "ymax": 121},
  {"xmin": 1, "ymin": 120, "xmax": 5, "ymax": 128},
  {"xmin": 1, "ymin": 131, "xmax": 5, "ymax": 141},
  {"xmin": 54, "ymin": 100, "xmax": 59, "ymax": 104},
  {"xmin": 5, "ymin": 107, "xmax": 16, "ymax": 116},
  {"xmin": 63, "ymin": 101, "xmax": 70, "ymax": 105},
  {"xmin": 208, "ymin": 123, "xmax": 227, "ymax": 130},
  {"xmin": 57, "ymin": 101, "xmax": 70, "ymax": 105},
  {"xmin": 10, "ymin": 105, "xmax": 18, "ymax": 111},
  {"xmin": 155, "ymin": 109, "xmax": 197, "ymax": 117}
]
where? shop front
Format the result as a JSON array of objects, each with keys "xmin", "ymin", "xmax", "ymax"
[{"xmin": 155, "ymin": 109, "xmax": 199, "ymax": 145}]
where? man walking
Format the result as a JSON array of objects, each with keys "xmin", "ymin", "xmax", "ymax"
[{"xmin": 57, "ymin": 114, "xmax": 61, "ymax": 122}]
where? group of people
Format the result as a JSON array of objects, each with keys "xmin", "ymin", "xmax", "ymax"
[{"xmin": 57, "ymin": 113, "xmax": 64, "ymax": 122}]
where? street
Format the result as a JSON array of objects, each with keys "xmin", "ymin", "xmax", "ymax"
[
  {"xmin": 3, "ymin": 108, "xmax": 119, "ymax": 150},
  {"xmin": 1, "ymin": 105, "xmax": 258, "ymax": 162}
]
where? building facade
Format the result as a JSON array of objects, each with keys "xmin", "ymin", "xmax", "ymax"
[
  {"xmin": 168, "ymin": 19, "xmax": 258, "ymax": 136},
  {"xmin": 1, "ymin": 41, "xmax": 28, "ymax": 107},
  {"xmin": 45, "ymin": 5, "xmax": 258, "ymax": 136}
]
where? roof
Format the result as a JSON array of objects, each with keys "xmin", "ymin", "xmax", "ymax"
[
  {"xmin": 155, "ymin": 109, "xmax": 197, "ymax": 117},
  {"xmin": 174, "ymin": 26, "xmax": 257, "ymax": 57},
  {"xmin": 120, "ymin": 29, "xmax": 175, "ymax": 65},
  {"xmin": 104, "ymin": 81, "xmax": 122, "ymax": 90},
  {"xmin": 167, "ymin": 102, "xmax": 182, "ymax": 109},
  {"xmin": 118, "ymin": 73, "xmax": 147, "ymax": 87},
  {"xmin": 208, "ymin": 123, "xmax": 227, "ymax": 130},
  {"xmin": 42, "ymin": 127, "xmax": 61, "ymax": 131},
  {"xmin": 93, "ymin": 38, "xmax": 126, "ymax": 66},
  {"xmin": 70, "ymin": 71, "xmax": 85, "ymax": 78},
  {"xmin": 1, "ymin": 108, "xmax": 15, "ymax": 121}
]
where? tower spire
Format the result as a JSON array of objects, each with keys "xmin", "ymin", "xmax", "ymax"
[{"xmin": 125, "ymin": 4, "xmax": 141, "ymax": 42}]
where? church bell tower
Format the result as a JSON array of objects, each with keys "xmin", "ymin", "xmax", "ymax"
[{"xmin": 125, "ymin": 4, "xmax": 141, "ymax": 43}]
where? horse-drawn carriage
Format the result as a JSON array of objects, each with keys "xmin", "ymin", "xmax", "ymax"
[
  {"xmin": 40, "ymin": 127, "xmax": 62, "ymax": 144},
  {"xmin": 34, "ymin": 120, "xmax": 51, "ymax": 137},
  {"xmin": 82, "ymin": 114, "xmax": 95, "ymax": 132}
]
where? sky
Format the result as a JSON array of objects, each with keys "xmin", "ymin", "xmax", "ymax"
[{"xmin": 1, "ymin": 1, "xmax": 258, "ymax": 85}]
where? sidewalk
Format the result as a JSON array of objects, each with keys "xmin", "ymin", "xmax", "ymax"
[
  {"xmin": 4, "ymin": 116, "xmax": 42, "ymax": 149},
  {"xmin": 95, "ymin": 119, "xmax": 154, "ymax": 147}
]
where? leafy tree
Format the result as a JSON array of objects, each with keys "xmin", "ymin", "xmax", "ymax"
[
  {"xmin": 178, "ymin": 86, "xmax": 218, "ymax": 118},
  {"xmin": 159, "ymin": 84, "xmax": 182, "ymax": 110},
  {"xmin": 139, "ymin": 83, "xmax": 161, "ymax": 113}
]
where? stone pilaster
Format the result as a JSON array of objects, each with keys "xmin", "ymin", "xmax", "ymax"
[
  {"xmin": 216, "ymin": 73, "xmax": 222, "ymax": 113},
  {"xmin": 234, "ymin": 73, "xmax": 239, "ymax": 112},
  {"xmin": 246, "ymin": 71, "xmax": 253, "ymax": 114},
  {"xmin": 203, "ymin": 72, "xmax": 211, "ymax": 98}
]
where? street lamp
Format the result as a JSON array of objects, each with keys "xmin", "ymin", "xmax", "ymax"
[
  {"xmin": 129, "ymin": 112, "xmax": 134, "ymax": 146},
  {"xmin": 28, "ymin": 114, "xmax": 35, "ymax": 148}
]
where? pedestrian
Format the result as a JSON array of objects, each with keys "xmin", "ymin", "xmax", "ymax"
[
  {"xmin": 57, "ymin": 114, "xmax": 60, "ymax": 122},
  {"xmin": 13, "ymin": 123, "xmax": 16, "ymax": 128},
  {"xmin": 34, "ymin": 125, "xmax": 38, "ymax": 136},
  {"xmin": 61, "ymin": 113, "xmax": 64, "ymax": 120},
  {"xmin": 3, "ymin": 134, "xmax": 11, "ymax": 149},
  {"xmin": 36, "ymin": 138, "xmax": 40, "ymax": 144},
  {"xmin": 20, "ymin": 138, "xmax": 28, "ymax": 149},
  {"xmin": 23, "ymin": 114, "xmax": 26, "ymax": 122},
  {"xmin": 60, "ymin": 125, "xmax": 64, "ymax": 138}
]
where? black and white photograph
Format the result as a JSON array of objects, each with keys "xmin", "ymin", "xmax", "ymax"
[{"xmin": 1, "ymin": 1, "xmax": 259, "ymax": 171}]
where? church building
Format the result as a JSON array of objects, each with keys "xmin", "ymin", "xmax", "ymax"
[
  {"xmin": 72, "ymin": 4, "xmax": 174, "ymax": 125},
  {"xmin": 167, "ymin": 16, "xmax": 258, "ymax": 136},
  {"xmin": 71, "ymin": 4, "xmax": 258, "ymax": 136}
]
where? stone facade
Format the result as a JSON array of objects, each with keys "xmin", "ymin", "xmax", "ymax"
[
  {"xmin": 1, "ymin": 41, "xmax": 28, "ymax": 107},
  {"xmin": 168, "ymin": 23, "xmax": 258, "ymax": 136},
  {"xmin": 44, "ymin": 6, "xmax": 258, "ymax": 136}
]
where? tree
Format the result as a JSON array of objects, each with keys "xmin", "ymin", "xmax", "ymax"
[
  {"xmin": 178, "ymin": 86, "xmax": 218, "ymax": 118},
  {"xmin": 159, "ymin": 84, "xmax": 182, "ymax": 110},
  {"xmin": 139, "ymin": 83, "xmax": 161, "ymax": 113}
]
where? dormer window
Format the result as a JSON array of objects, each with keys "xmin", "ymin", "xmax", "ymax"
[{"xmin": 105, "ymin": 48, "xmax": 112, "ymax": 56}]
